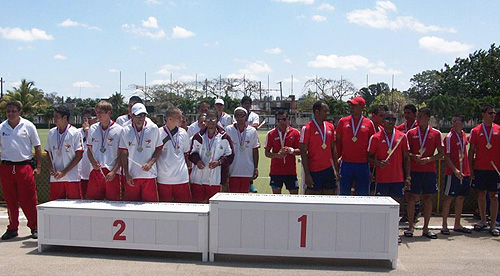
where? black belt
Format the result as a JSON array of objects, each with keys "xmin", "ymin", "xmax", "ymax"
[{"xmin": 1, "ymin": 160, "xmax": 31, "ymax": 165}]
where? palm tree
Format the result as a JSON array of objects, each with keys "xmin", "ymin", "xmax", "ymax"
[
  {"xmin": 108, "ymin": 92, "xmax": 127, "ymax": 120},
  {"xmin": 2, "ymin": 79, "xmax": 47, "ymax": 117}
]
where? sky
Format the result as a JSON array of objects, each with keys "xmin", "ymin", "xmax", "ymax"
[{"xmin": 1, "ymin": 0, "xmax": 499, "ymax": 100}]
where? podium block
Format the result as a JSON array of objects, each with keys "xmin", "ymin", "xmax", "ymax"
[
  {"xmin": 37, "ymin": 200, "xmax": 209, "ymax": 261},
  {"xmin": 209, "ymin": 193, "xmax": 399, "ymax": 268}
]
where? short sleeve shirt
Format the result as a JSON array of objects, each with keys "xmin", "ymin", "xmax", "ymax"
[
  {"xmin": 226, "ymin": 124, "xmax": 260, "ymax": 177},
  {"xmin": 156, "ymin": 127, "xmax": 191, "ymax": 184},
  {"xmin": 0, "ymin": 117, "xmax": 41, "ymax": 161},
  {"xmin": 367, "ymin": 129, "xmax": 409, "ymax": 183},
  {"xmin": 469, "ymin": 123, "xmax": 500, "ymax": 171},
  {"xmin": 45, "ymin": 125, "xmax": 83, "ymax": 182},
  {"xmin": 265, "ymin": 127, "xmax": 300, "ymax": 175},
  {"xmin": 336, "ymin": 115, "xmax": 375, "ymax": 163},
  {"xmin": 87, "ymin": 121, "xmax": 123, "ymax": 171},
  {"xmin": 444, "ymin": 130, "xmax": 470, "ymax": 176},
  {"xmin": 299, "ymin": 120, "xmax": 335, "ymax": 172},
  {"xmin": 406, "ymin": 126, "xmax": 444, "ymax": 172},
  {"xmin": 396, "ymin": 120, "xmax": 418, "ymax": 134}
]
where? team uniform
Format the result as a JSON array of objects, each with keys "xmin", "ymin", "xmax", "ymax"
[
  {"xmin": 407, "ymin": 126, "xmax": 444, "ymax": 194},
  {"xmin": 367, "ymin": 129, "xmax": 409, "ymax": 198},
  {"xmin": 119, "ymin": 121, "xmax": 162, "ymax": 201},
  {"xmin": 443, "ymin": 130, "xmax": 471, "ymax": 197},
  {"xmin": 116, "ymin": 114, "xmax": 154, "ymax": 127},
  {"xmin": 265, "ymin": 126, "xmax": 301, "ymax": 191},
  {"xmin": 189, "ymin": 128, "xmax": 234, "ymax": 202},
  {"xmin": 234, "ymin": 111, "xmax": 260, "ymax": 127},
  {"xmin": 396, "ymin": 120, "xmax": 418, "ymax": 134},
  {"xmin": 86, "ymin": 121, "xmax": 123, "ymax": 200},
  {"xmin": 469, "ymin": 123, "xmax": 500, "ymax": 191},
  {"xmin": 0, "ymin": 117, "xmax": 40, "ymax": 233},
  {"xmin": 299, "ymin": 120, "xmax": 336, "ymax": 191},
  {"xmin": 187, "ymin": 121, "xmax": 203, "ymax": 138},
  {"xmin": 45, "ymin": 125, "xmax": 84, "ymax": 200},
  {"xmin": 370, "ymin": 122, "xmax": 384, "ymax": 193},
  {"xmin": 336, "ymin": 115, "xmax": 376, "ymax": 195},
  {"xmin": 226, "ymin": 124, "xmax": 259, "ymax": 193},
  {"xmin": 157, "ymin": 126, "xmax": 192, "ymax": 203},
  {"xmin": 218, "ymin": 112, "xmax": 233, "ymax": 129},
  {"xmin": 79, "ymin": 128, "xmax": 92, "ymax": 197}
]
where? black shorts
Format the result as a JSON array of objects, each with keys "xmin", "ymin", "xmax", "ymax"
[
  {"xmin": 444, "ymin": 175, "xmax": 471, "ymax": 197},
  {"xmin": 472, "ymin": 170, "xmax": 500, "ymax": 192},
  {"xmin": 410, "ymin": 172, "xmax": 438, "ymax": 194},
  {"xmin": 270, "ymin": 175, "xmax": 299, "ymax": 191},
  {"xmin": 309, "ymin": 167, "xmax": 337, "ymax": 191}
]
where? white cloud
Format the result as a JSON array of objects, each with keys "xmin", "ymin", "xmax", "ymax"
[
  {"xmin": 122, "ymin": 23, "xmax": 166, "ymax": 39},
  {"xmin": 142, "ymin": 17, "xmax": 158, "ymax": 29},
  {"xmin": 156, "ymin": 64, "xmax": 187, "ymax": 75},
  {"xmin": 264, "ymin": 47, "xmax": 282, "ymax": 55},
  {"xmin": 151, "ymin": 79, "xmax": 169, "ymax": 85},
  {"xmin": 317, "ymin": 3, "xmax": 334, "ymax": 11},
  {"xmin": 283, "ymin": 77, "xmax": 300, "ymax": 83},
  {"xmin": 72, "ymin": 81, "xmax": 99, "ymax": 88},
  {"xmin": 146, "ymin": 0, "xmax": 161, "ymax": 4},
  {"xmin": 272, "ymin": 0, "xmax": 314, "ymax": 4},
  {"xmin": 53, "ymin": 54, "xmax": 67, "ymax": 60},
  {"xmin": 17, "ymin": 45, "xmax": 35, "ymax": 51},
  {"xmin": 203, "ymin": 41, "xmax": 219, "ymax": 47},
  {"xmin": 171, "ymin": 26, "xmax": 195, "ymax": 39},
  {"xmin": 419, "ymin": 36, "xmax": 473, "ymax": 55},
  {"xmin": 312, "ymin": 15, "xmax": 327, "ymax": 22},
  {"xmin": 109, "ymin": 69, "xmax": 119, "ymax": 73},
  {"xmin": 283, "ymin": 57, "xmax": 292, "ymax": 63},
  {"xmin": 58, "ymin": 19, "xmax": 101, "ymax": 31},
  {"xmin": 308, "ymin": 53, "xmax": 401, "ymax": 75},
  {"xmin": 178, "ymin": 74, "xmax": 198, "ymax": 82},
  {"xmin": 296, "ymin": 15, "xmax": 306, "ymax": 19},
  {"xmin": 347, "ymin": 1, "xmax": 456, "ymax": 33},
  {"xmin": 0, "ymin": 27, "xmax": 54, "ymax": 41},
  {"xmin": 228, "ymin": 61, "xmax": 272, "ymax": 80},
  {"xmin": 369, "ymin": 67, "xmax": 401, "ymax": 75}
]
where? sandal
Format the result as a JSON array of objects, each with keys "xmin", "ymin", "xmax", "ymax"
[
  {"xmin": 474, "ymin": 222, "xmax": 487, "ymax": 231},
  {"xmin": 422, "ymin": 231, "xmax": 438, "ymax": 239},
  {"xmin": 404, "ymin": 230, "xmax": 413, "ymax": 237},
  {"xmin": 440, "ymin": 228, "xmax": 450, "ymax": 235},
  {"xmin": 489, "ymin": 228, "xmax": 500, "ymax": 237},
  {"xmin": 453, "ymin": 227, "xmax": 472, "ymax": 234},
  {"xmin": 398, "ymin": 236, "xmax": 402, "ymax": 244}
]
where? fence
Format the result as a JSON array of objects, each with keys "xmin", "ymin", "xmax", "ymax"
[{"xmin": 0, "ymin": 153, "xmax": 480, "ymax": 215}]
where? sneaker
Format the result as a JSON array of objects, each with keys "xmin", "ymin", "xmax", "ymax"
[
  {"xmin": 249, "ymin": 184, "xmax": 258, "ymax": 193},
  {"xmin": 1, "ymin": 230, "xmax": 18, "ymax": 240},
  {"xmin": 31, "ymin": 229, "xmax": 38, "ymax": 239}
]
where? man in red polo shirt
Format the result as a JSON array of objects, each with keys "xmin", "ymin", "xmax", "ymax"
[
  {"xmin": 300, "ymin": 101, "xmax": 338, "ymax": 195},
  {"xmin": 336, "ymin": 96, "xmax": 375, "ymax": 196},
  {"xmin": 369, "ymin": 105, "xmax": 388, "ymax": 195},
  {"xmin": 405, "ymin": 108, "xmax": 444, "ymax": 239},
  {"xmin": 265, "ymin": 110, "xmax": 301, "ymax": 194},
  {"xmin": 468, "ymin": 105, "xmax": 500, "ymax": 236},
  {"xmin": 441, "ymin": 114, "xmax": 472, "ymax": 235}
]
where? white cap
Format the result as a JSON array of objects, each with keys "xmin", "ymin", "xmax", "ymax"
[
  {"xmin": 215, "ymin": 98, "xmax": 224, "ymax": 105},
  {"xmin": 131, "ymin": 103, "xmax": 148, "ymax": 116},
  {"xmin": 234, "ymin": 106, "xmax": 248, "ymax": 114}
]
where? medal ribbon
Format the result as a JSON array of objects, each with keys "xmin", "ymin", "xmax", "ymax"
[
  {"xmin": 164, "ymin": 126, "xmax": 179, "ymax": 150},
  {"xmin": 57, "ymin": 124, "xmax": 70, "ymax": 151},
  {"xmin": 132, "ymin": 121, "xmax": 145, "ymax": 149},
  {"xmin": 454, "ymin": 130, "xmax": 465, "ymax": 155},
  {"xmin": 417, "ymin": 125, "xmax": 430, "ymax": 150},
  {"xmin": 383, "ymin": 129, "xmax": 395, "ymax": 153},
  {"xmin": 278, "ymin": 127, "xmax": 288, "ymax": 150},
  {"xmin": 205, "ymin": 130, "xmax": 218, "ymax": 153},
  {"xmin": 482, "ymin": 123, "xmax": 493, "ymax": 145},
  {"xmin": 405, "ymin": 120, "xmax": 416, "ymax": 133},
  {"xmin": 312, "ymin": 117, "xmax": 326, "ymax": 145},
  {"xmin": 350, "ymin": 115, "xmax": 364, "ymax": 139},
  {"xmin": 235, "ymin": 123, "xmax": 247, "ymax": 147},
  {"xmin": 100, "ymin": 120, "xmax": 112, "ymax": 150}
]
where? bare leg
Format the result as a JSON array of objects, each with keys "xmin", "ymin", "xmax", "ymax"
[
  {"xmin": 441, "ymin": 196, "xmax": 453, "ymax": 229},
  {"xmin": 407, "ymin": 193, "xmax": 418, "ymax": 232},
  {"xmin": 477, "ymin": 190, "xmax": 488, "ymax": 224},
  {"xmin": 454, "ymin": 196, "xmax": 465, "ymax": 229},
  {"xmin": 489, "ymin": 191, "xmax": 499, "ymax": 229},
  {"xmin": 422, "ymin": 194, "xmax": 433, "ymax": 233}
]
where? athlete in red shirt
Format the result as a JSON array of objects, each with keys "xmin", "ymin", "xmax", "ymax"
[
  {"xmin": 369, "ymin": 105, "xmax": 388, "ymax": 195},
  {"xmin": 441, "ymin": 114, "xmax": 472, "ymax": 235},
  {"xmin": 468, "ymin": 105, "xmax": 500, "ymax": 236}
]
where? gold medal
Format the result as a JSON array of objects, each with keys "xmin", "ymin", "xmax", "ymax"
[
  {"xmin": 321, "ymin": 143, "xmax": 327, "ymax": 149},
  {"xmin": 486, "ymin": 143, "xmax": 492, "ymax": 149},
  {"xmin": 458, "ymin": 151, "xmax": 464, "ymax": 160},
  {"xmin": 419, "ymin": 147, "xmax": 425, "ymax": 155},
  {"xmin": 352, "ymin": 136, "xmax": 358, "ymax": 142},
  {"xmin": 387, "ymin": 149, "xmax": 391, "ymax": 155}
]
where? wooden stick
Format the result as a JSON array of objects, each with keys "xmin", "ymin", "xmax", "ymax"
[
  {"xmin": 256, "ymin": 119, "xmax": 266, "ymax": 130},
  {"xmin": 491, "ymin": 161, "xmax": 500, "ymax": 177},
  {"xmin": 384, "ymin": 137, "xmax": 404, "ymax": 162}
]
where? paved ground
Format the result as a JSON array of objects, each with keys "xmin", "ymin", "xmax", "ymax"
[{"xmin": 1, "ymin": 206, "xmax": 499, "ymax": 276}]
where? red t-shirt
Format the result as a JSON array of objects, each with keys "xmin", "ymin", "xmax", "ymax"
[
  {"xmin": 469, "ymin": 123, "xmax": 500, "ymax": 171},
  {"xmin": 367, "ymin": 129, "xmax": 409, "ymax": 183},
  {"xmin": 265, "ymin": 127, "xmax": 300, "ymax": 175},
  {"xmin": 444, "ymin": 130, "xmax": 470, "ymax": 176},
  {"xmin": 336, "ymin": 115, "xmax": 375, "ymax": 163},
  {"xmin": 396, "ymin": 120, "xmax": 418, "ymax": 134},
  {"xmin": 300, "ymin": 120, "xmax": 336, "ymax": 172},
  {"xmin": 407, "ymin": 126, "xmax": 443, "ymax": 172}
]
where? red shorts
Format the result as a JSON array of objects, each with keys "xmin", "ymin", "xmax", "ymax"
[
  {"xmin": 123, "ymin": 178, "xmax": 158, "ymax": 202},
  {"xmin": 81, "ymin": 179, "xmax": 89, "ymax": 199},
  {"xmin": 229, "ymin": 177, "xmax": 252, "ymax": 193},
  {"xmin": 86, "ymin": 168, "xmax": 122, "ymax": 201},
  {"xmin": 191, "ymin": 183, "xmax": 220, "ymax": 203},
  {"xmin": 157, "ymin": 183, "xmax": 192, "ymax": 203},
  {"xmin": 49, "ymin": 181, "xmax": 82, "ymax": 201}
]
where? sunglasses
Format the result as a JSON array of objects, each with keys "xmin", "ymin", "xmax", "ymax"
[
  {"xmin": 276, "ymin": 118, "xmax": 287, "ymax": 122},
  {"xmin": 134, "ymin": 113, "xmax": 147, "ymax": 118},
  {"xmin": 384, "ymin": 117, "xmax": 397, "ymax": 122},
  {"xmin": 84, "ymin": 116, "xmax": 96, "ymax": 120},
  {"xmin": 206, "ymin": 117, "xmax": 217, "ymax": 122},
  {"xmin": 234, "ymin": 113, "xmax": 246, "ymax": 118}
]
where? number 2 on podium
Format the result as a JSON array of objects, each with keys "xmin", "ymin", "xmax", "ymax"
[
  {"xmin": 298, "ymin": 215, "xmax": 307, "ymax": 247},
  {"xmin": 113, "ymin": 220, "xmax": 126, "ymax": 240}
]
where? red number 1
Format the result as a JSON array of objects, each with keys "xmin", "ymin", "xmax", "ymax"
[
  {"xmin": 113, "ymin": 220, "xmax": 126, "ymax": 241},
  {"xmin": 298, "ymin": 215, "xmax": 307, "ymax": 247}
]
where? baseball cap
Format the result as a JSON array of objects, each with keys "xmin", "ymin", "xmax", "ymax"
[
  {"xmin": 347, "ymin": 96, "xmax": 366, "ymax": 108},
  {"xmin": 131, "ymin": 103, "xmax": 148, "ymax": 116},
  {"xmin": 215, "ymin": 99, "xmax": 224, "ymax": 105},
  {"xmin": 234, "ymin": 107, "xmax": 248, "ymax": 114}
]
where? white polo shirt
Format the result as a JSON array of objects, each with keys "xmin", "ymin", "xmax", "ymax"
[
  {"xmin": 156, "ymin": 126, "xmax": 190, "ymax": 185},
  {"xmin": 45, "ymin": 125, "xmax": 83, "ymax": 182},
  {"xmin": 87, "ymin": 121, "xmax": 123, "ymax": 171},
  {"xmin": 187, "ymin": 121, "xmax": 203, "ymax": 138},
  {"xmin": 79, "ymin": 128, "xmax": 92, "ymax": 180},
  {"xmin": 0, "ymin": 117, "xmax": 41, "ymax": 162},
  {"xmin": 226, "ymin": 124, "xmax": 260, "ymax": 177},
  {"xmin": 119, "ymin": 121, "xmax": 162, "ymax": 179},
  {"xmin": 218, "ymin": 112, "xmax": 233, "ymax": 130}
]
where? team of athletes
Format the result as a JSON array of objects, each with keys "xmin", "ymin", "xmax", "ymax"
[{"xmin": 0, "ymin": 96, "xmax": 499, "ymax": 242}]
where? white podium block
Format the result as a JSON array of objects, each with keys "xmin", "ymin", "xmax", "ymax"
[
  {"xmin": 37, "ymin": 200, "xmax": 210, "ymax": 261},
  {"xmin": 209, "ymin": 193, "xmax": 399, "ymax": 268}
]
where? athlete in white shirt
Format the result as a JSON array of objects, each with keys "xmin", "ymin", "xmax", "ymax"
[
  {"xmin": 187, "ymin": 113, "xmax": 206, "ymax": 138},
  {"xmin": 215, "ymin": 98, "xmax": 232, "ymax": 129},
  {"xmin": 87, "ymin": 101, "xmax": 123, "ymax": 200},
  {"xmin": 45, "ymin": 105, "xmax": 84, "ymax": 200},
  {"xmin": 79, "ymin": 108, "xmax": 98, "ymax": 198}
]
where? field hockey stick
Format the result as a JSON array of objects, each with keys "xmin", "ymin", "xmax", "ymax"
[
  {"xmin": 384, "ymin": 137, "xmax": 404, "ymax": 162},
  {"xmin": 88, "ymin": 147, "xmax": 106, "ymax": 178},
  {"xmin": 459, "ymin": 153, "xmax": 463, "ymax": 185},
  {"xmin": 491, "ymin": 161, "xmax": 500, "ymax": 177},
  {"xmin": 256, "ymin": 119, "xmax": 266, "ymax": 130}
]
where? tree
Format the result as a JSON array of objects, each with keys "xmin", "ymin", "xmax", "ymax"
[
  {"xmin": 297, "ymin": 90, "xmax": 317, "ymax": 112},
  {"xmin": 108, "ymin": 92, "xmax": 127, "ymax": 120},
  {"xmin": 330, "ymin": 78, "xmax": 356, "ymax": 100},
  {"xmin": 407, "ymin": 70, "xmax": 441, "ymax": 106},
  {"xmin": 1, "ymin": 79, "xmax": 48, "ymax": 118},
  {"xmin": 370, "ymin": 89, "xmax": 410, "ymax": 116},
  {"xmin": 303, "ymin": 77, "xmax": 331, "ymax": 98},
  {"xmin": 358, "ymin": 82, "xmax": 390, "ymax": 108}
]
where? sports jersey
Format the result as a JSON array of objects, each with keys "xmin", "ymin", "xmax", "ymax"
[
  {"xmin": 299, "ymin": 120, "xmax": 335, "ymax": 172},
  {"xmin": 406, "ymin": 126, "xmax": 444, "ymax": 172},
  {"xmin": 265, "ymin": 126, "xmax": 300, "ymax": 175},
  {"xmin": 218, "ymin": 112, "xmax": 233, "ymax": 129},
  {"xmin": 469, "ymin": 123, "xmax": 500, "ymax": 170},
  {"xmin": 119, "ymin": 121, "xmax": 162, "ymax": 179},
  {"xmin": 87, "ymin": 121, "xmax": 123, "ymax": 171},
  {"xmin": 189, "ymin": 129, "xmax": 234, "ymax": 185},
  {"xmin": 45, "ymin": 125, "xmax": 83, "ymax": 182},
  {"xmin": 156, "ymin": 126, "xmax": 191, "ymax": 184},
  {"xmin": 444, "ymin": 130, "xmax": 471, "ymax": 176},
  {"xmin": 0, "ymin": 117, "xmax": 41, "ymax": 161},
  {"xmin": 367, "ymin": 129, "xmax": 409, "ymax": 183},
  {"xmin": 396, "ymin": 120, "xmax": 418, "ymax": 134},
  {"xmin": 226, "ymin": 123, "xmax": 260, "ymax": 177},
  {"xmin": 79, "ymin": 128, "xmax": 92, "ymax": 180},
  {"xmin": 188, "ymin": 121, "xmax": 203, "ymax": 138},
  {"xmin": 233, "ymin": 111, "xmax": 260, "ymax": 127},
  {"xmin": 336, "ymin": 115, "xmax": 375, "ymax": 163}
]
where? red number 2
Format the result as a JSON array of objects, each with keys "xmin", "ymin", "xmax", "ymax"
[
  {"xmin": 298, "ymin": 215, "xmax": 307, "ymax": 247},
  {"xmin": 113, "ymin": 220, "xmax": 126, "ymax": 241}
]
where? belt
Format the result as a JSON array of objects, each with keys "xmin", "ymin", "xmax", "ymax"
[{"xmin": 1, "ymin": 160, "xmax": 31, "ymax": 165}]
